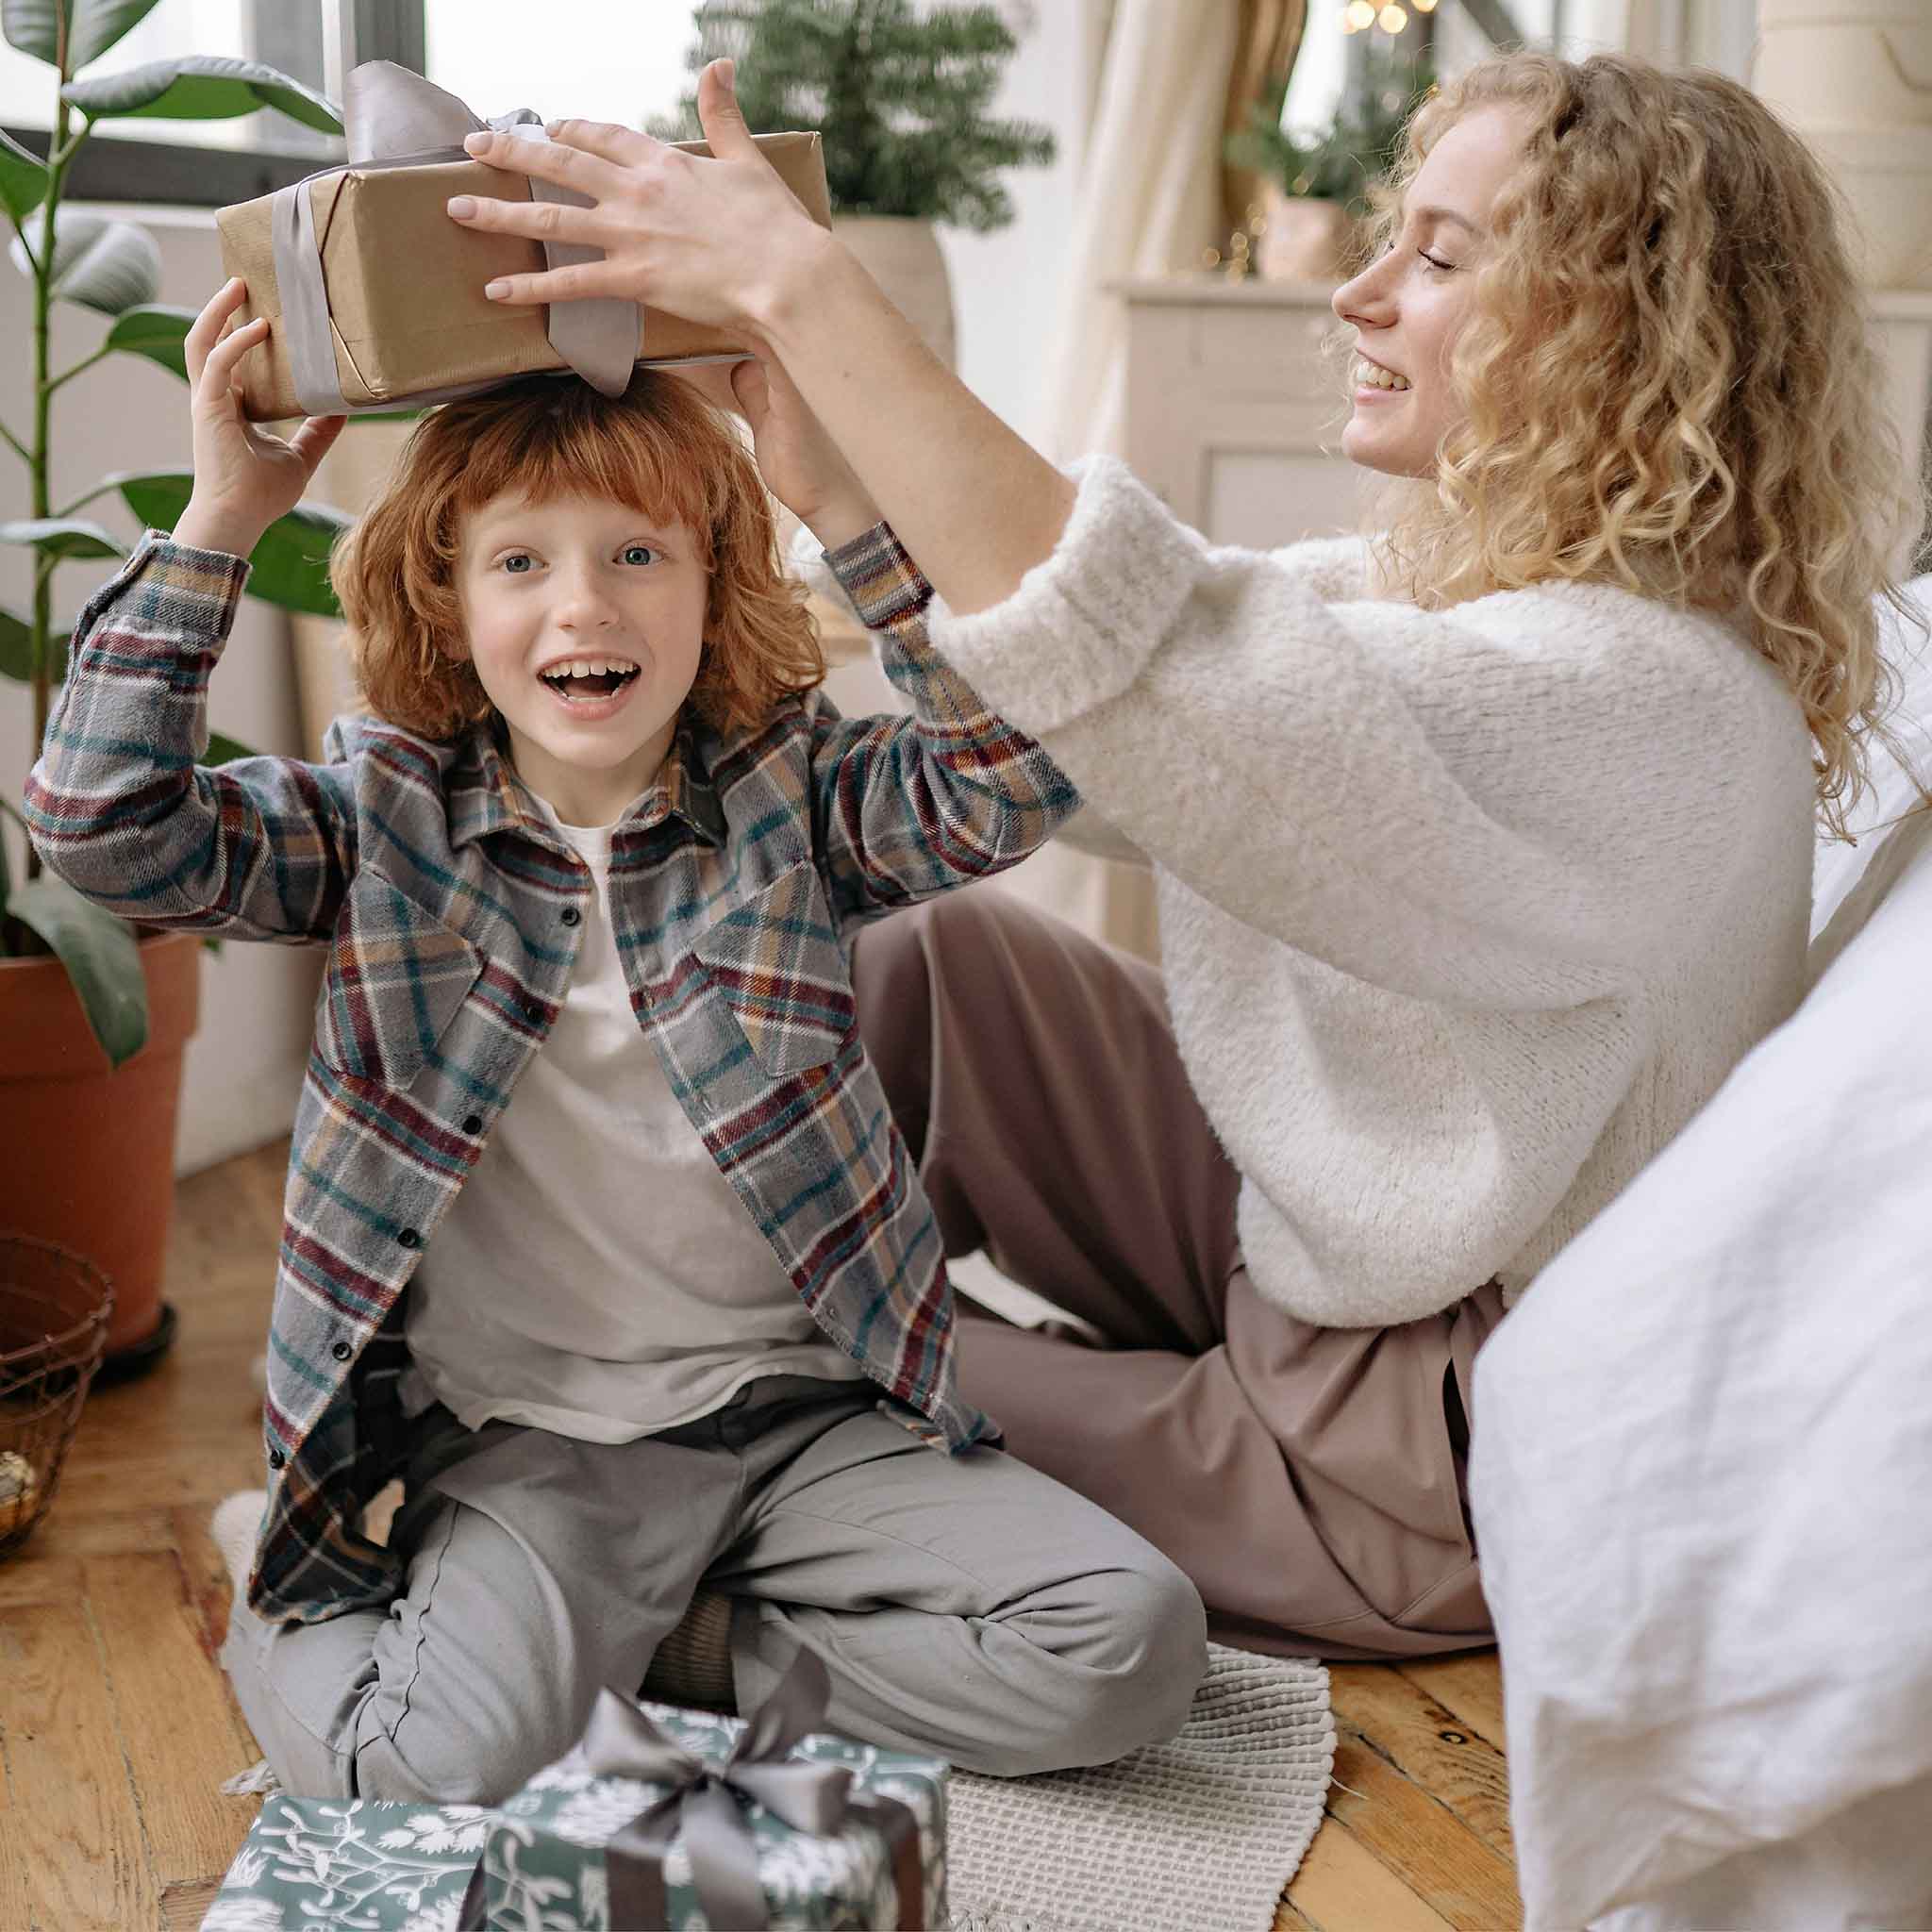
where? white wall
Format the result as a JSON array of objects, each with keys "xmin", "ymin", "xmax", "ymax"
[
  {"xmin": 0, "ymin": 208, "xmax": 320, "ymax": 1176},
  {"xmin": 936, "ymin": 0, "xmax": 1085, "ymax": 448}
]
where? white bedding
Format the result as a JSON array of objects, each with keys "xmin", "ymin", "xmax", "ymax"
[{"xmin": 1469, "ymin": 579, "xmax": 1932, "ymax": 1931}]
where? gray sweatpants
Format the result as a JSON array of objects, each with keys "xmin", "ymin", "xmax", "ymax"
[{"xmin": 221, "ymin": 1375, "xmax": 1207, "ymax": 1804}]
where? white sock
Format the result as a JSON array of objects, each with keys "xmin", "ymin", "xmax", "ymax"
[{"xmin": 210, "ymin": 1490, "xmax": 267, "ymax": 1600}]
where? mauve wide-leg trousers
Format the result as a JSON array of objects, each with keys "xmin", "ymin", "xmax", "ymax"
[{"xmin": 850, "ymin": 888, "xmax": 1509, "ymax": 1662}]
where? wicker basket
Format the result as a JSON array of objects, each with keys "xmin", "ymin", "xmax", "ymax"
[{"xmin": 0, "ymin": 1236, "xmax": 113, "ymax": 1557}]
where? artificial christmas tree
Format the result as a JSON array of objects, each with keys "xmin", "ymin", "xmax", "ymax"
[{"xmin": 655, "ymin": 0, "xmax": 1054, "ymax": 233}]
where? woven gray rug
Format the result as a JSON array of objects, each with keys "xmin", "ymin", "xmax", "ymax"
[{"xmin": 944, "ymin": 1643, "xmax": 1335, "ymax": 1932}]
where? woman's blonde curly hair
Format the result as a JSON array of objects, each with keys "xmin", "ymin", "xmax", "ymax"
[
  {"xmin": 332, "ymin": 369, "xmax": 824, "ymax": 743},
  {"xmin": 1357, "ymin": 51, "xmax": 1925, "ymax": 840}
]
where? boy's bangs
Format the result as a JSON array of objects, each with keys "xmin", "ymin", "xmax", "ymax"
[{"xmin": 448, "ymin": 379, "xmax": 717, "ymax": 544}]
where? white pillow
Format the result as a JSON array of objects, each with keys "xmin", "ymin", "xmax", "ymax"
[{"xmin": 1469, "ymin": 641, "xmax": 1932, "ymax": 1926}]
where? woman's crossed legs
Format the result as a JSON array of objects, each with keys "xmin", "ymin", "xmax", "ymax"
[{"xmin": 850, "ymin": 888, "xmax": 1506, "ymax": 1662}]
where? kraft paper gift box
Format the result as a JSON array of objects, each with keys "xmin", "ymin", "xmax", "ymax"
[
  {"xmin": 215, "ymin": 60, "xmax": 830, "ymax": 424},
  {"xmin": 468, "ymin": 1658, "xmax": 947, "ymax": 1932},
  {"xmin": 200, "ymin": 1793, "xmax": 493, "ymax": 1929}
]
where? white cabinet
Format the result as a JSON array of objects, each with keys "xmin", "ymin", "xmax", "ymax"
[{"xmin": 1121, "ymin": 275, "xmax": 1371, "ymax": 547}]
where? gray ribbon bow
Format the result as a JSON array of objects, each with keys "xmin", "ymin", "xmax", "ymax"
[
  {"xmin": 270, "ymin": 58, "xmax": 638, "ymax": 416},
  {"xmin": 458, "ymin": 1648, "xmax": 924, "ymax": 1931}
]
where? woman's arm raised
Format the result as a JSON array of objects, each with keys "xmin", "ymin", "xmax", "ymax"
[{"xmin": 448, "ymin": 59, "xmax": 1075, "ymax": 617}]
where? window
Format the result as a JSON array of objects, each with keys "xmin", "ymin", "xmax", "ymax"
[
  {"xmin": 0, "ymin": 1, "xmax": 437, "ymax": 205},
  {"xmin": 421, "ymin": 2, "xmax": 695, "ymax": 133}
]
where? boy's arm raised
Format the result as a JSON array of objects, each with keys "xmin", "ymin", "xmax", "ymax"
[
  {"xmin": 25, "ymin": 283, "xmax": 358, "ymax": 940},
  {"xmin": 801, "ymin": 519, "xmax": 1080, "ymax": 924},
  {"xmin": 25, "ymin": 534, "xmax": 359, "ymax": 941}
]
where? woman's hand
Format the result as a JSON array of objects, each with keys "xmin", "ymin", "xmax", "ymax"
[
  {"xmin": 446, "ymin": 59, "xmax": 828, "ymax": 335},
  {"xmin": 172, "ymin": 279, "xmax": 344, "ymax": 559}
]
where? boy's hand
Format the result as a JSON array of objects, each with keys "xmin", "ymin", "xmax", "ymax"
[
  {"xmin": 727, "ymin": 356, "xmax": 881, "ymax": 551},
  {"xmin": 172, "ymin": 279, "xmax": 345, "ymax": 559}
]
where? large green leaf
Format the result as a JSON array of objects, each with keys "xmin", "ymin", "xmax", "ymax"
[
  {"xmin": 3, "ymin": 874, "xmax": 147, "ymax": 1067},
  {"xmin": 9, "ymin": 207, "xmax": 158, "ymax": 314},
  {"xmin": 202, "ymin": 729, "xmax": 256, "ymax": 766},
  {"xmin": 0, "ymin": 515, "xmax": 124, "ymax": 559},
  {"xmin": 103, "ymin": 301, "xmax": 192, "ymax": 378},
  {"xmin": 2, "ymin": 0, "xmax": 163, "ymax": 74},
  {"xmin": 0, "ymin": 126, "xmax": 49, "ymax": 224},
  {"xmin": 62, "ymin": 55, "xmax": 341, "ymax": 132},
  {"xmin": 0, "ymin": 601, "xmax": 68, "ymax": 681},
  {"xmin": 109, "ymin": 471, "xmax": 348, "ymax": 616}
]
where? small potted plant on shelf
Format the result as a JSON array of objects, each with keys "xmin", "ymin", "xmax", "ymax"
[
  {"xmin": 1, "ymin": 0, "xmax": 347, "ymax": 1375},
  {"xmin": 652, "ymin": 0, "xmax": 1056, "ymax": 371},
  {"xmin": 1227, "ymin": 57, "xmax": 1435, "ymax": 282}
]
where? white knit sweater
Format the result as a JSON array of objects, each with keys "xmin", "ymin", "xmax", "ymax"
[{"xmin": 920, "ymin": 457, "xmax": 1818, "ymax": 1327}]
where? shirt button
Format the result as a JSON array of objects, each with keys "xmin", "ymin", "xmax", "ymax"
[
  {"xmin": 462, "ymin": 1113, "xmax": 484, "ymax": 1135},
  {"xmin": 523, "ymin": 999, "xmax": 544, "ymax": 1024},
  {"xmin": 560, "ymin": 907, "xmax": 581, "ymax": 927},
  {"xmin": 267, "ymin": 1448, "xmax": 286, "ymax": 1470},
  {"xmin": 397, "ymin": 1227, "xmax": 422, "ymax": 1250},
  {"xmin": 330, "ymin": 1339, "xmax": 352, "ymax": 1361}
]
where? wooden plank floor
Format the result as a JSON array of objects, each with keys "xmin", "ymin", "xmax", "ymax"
[{"xmin": 0, "ymin": 1138, "xmax": 1523, "ymax": 1931}]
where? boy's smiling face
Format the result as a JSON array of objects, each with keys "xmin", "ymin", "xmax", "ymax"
[{"xmin": 453, "ymin": 491, "xmax": 708, "ymax": 826}]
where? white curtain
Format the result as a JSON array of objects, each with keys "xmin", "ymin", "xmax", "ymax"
[{"xmin": 1045, "ymin": 0, "xmax": 1244, "ymax": 466}]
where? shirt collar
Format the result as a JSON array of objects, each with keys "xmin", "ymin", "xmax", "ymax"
[{"xmin": 447, "ymin": 713, "xmax": 728, "ymax": 851}]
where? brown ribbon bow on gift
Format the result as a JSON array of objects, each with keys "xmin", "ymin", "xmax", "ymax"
[{"xmin": 458, "ymin": 1648, "xmax": 925, "ymax": 1932}]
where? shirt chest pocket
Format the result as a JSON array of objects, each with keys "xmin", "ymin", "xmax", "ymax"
[
  {"xmin": 315, "ymin": 869, "xmax": 483, "ymax": 1089},
  {"xmin": 692, "ymin": 860, "xmax": 855, "ymax": 1078}
]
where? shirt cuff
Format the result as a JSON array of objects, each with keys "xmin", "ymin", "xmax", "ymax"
[
  {"xmin": 142, "ymin": 526, "xmax": 255, "ymax": 592},
  {"xmin": 801, "ymin": 520, "xmax": 933, "ymax": 631}
]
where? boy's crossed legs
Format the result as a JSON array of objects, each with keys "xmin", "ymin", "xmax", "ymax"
[{"xmin": 221, "ymin": 1374, "xmax": 1207, "ymax": 1804}]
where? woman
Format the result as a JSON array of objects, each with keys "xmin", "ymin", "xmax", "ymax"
[{"xmin": 447, "ymin": 51, "xmax": 1920, "ymax": 1658}]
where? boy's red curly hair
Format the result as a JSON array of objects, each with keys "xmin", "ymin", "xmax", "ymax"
[{"xmin": 331, "ymin": 368, "xmax": 825, "ymax": 741}]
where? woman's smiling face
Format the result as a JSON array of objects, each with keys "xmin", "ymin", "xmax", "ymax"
[
  {"xmin": 452, "ymin": 491, "xmax": 708, "ymax": 826},
  {"xmin": 1330, "ymin": 104, "xmax": 1533, "ymax": 478}
]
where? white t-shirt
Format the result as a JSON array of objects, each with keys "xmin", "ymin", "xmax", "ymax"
[{"xmin": 402, "ymin": 800, "xmax": 862, "ymax": 1441}]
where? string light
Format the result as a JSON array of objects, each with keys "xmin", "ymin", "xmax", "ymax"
[
  {"xmin": 1377, "ymin": 3, "xmax": 1408, "ymax": 29},
  {"xmin": 1344, "ymin": 0, "xmax": 1376, "ymax": 27}
]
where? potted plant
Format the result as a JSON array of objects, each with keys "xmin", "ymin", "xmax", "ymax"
[
  {"xmin": 1228, "ymin": 56, "xmax": 1435, "ymax": 282},
  {"xmin": 1, "ymin": 1, "xmax": 348, "ymax": 1374},
  {"xmin": 653, "ymin": 0, "xmax": 1056, "ymax": 370}
]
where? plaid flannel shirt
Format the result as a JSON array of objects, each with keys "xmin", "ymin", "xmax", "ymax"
[{"xmin": 27, "ymin": 525, "xmax": 1077, "ymax": 1625}]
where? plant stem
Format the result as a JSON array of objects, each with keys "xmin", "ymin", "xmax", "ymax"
[
  {"xmin": 0, "ymin": 417, "xmax": 27, "ymax": 465},
  {"xmin": 53, "ymin": 478, "xmax": 114, "ymax": 518},
  {"xmin": 26, "ymin": 81, "xmax": 85, "ymax": 886},
  {"xmin": 48, "ymin": 344, "xmax": 110, "ymax": 393}
]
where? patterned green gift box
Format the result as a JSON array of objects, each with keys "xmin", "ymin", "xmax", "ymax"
[
  {"xmin": 476, "ymin": 1690, "xmax": 948, "ymax": 1932},
  {"xmin": 201, "ymin": 1794, "xmax": 493, "ymax": 1931}
]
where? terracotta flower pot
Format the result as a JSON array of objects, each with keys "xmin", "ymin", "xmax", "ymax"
[
  {"xmin": 1255, "ymin": 189, "xmax": 1360, "ymax": 283},
  {"xmin": 832, "ymin": 215, "xmax": 958, "ymax": 371},
  {"xmin": 0, "ymin": 929, "xmax": 201, "ymax": 1370}
]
